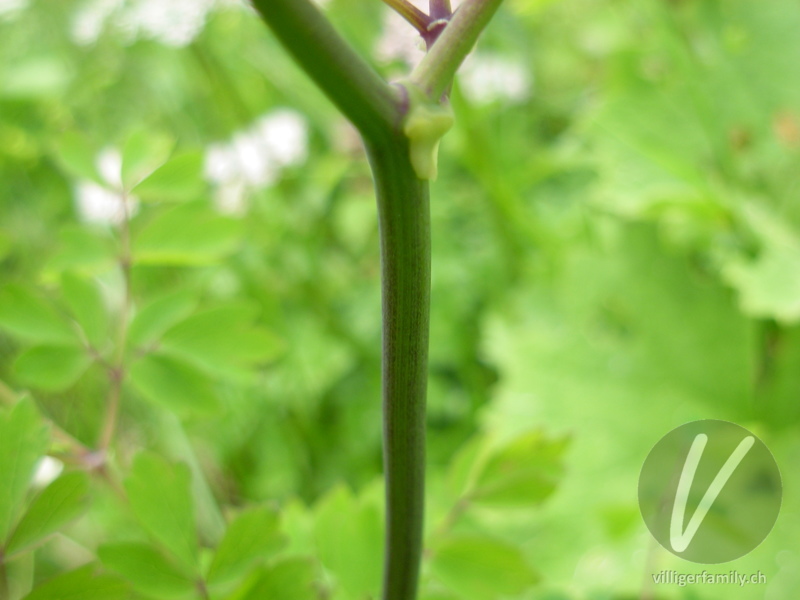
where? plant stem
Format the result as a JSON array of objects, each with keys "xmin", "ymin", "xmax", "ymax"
[
  {"xmin": 366, "ymin": 135, "xmax": 431, "ymax": 600},
  {"xmin": 99, "ymin": 193, "xmax": 133, "ymax": 452},
  {"xmin": 382, "ymin": 0, "xmax": 431, "ymax": 34},
  {"xmin": 429, "ymin": 0, "xmax": 452, "ymax": 20},
  {"xmin": 411, "ymin": 0, "xmax": 504, "ymax": 99},
  {"xmin": 250, "ymin": 0, "xmax": 402, "ymax": 144},
  {"xmin": 248, "ymin": 2, "xmax": 503, "ymax": 598}
]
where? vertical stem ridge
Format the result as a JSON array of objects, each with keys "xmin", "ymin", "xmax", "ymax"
[{"xmin": 366, "ymin": 137, "xmax": 431, "ymax": 600}]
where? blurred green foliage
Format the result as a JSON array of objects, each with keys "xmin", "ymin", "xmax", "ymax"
[{"xmin": 0, "ymin": 0, "xmax": 799, "ymax": 598}]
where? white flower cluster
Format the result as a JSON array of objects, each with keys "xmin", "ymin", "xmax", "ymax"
[
  {"xmin": 204, "ymin": 109, "xmax": 309, "ymax": 215},
  {"xmin": 458, "ymin": 52, "xmax": 533, "ymax": 105},
  {"xmin": 0, "ymin": 0, "xmax": 28, "ymax": 20},
  {"xmin": 74, "ymin": 148, "xmax": 139, "ymax": 226},
  {"xmin": 70, "ymin": 0, "xmax": 240, "ymax": 47},
  {"xmin": 374, "ymin": 3, "xmax": 532, "ymax": 105}
]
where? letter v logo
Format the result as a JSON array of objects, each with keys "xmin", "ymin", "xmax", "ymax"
[
  {"xmin": 669, "ymin": 433, "xmax": 755, "ymax": 553},
  {"xmin": 639, "ymin": 420, "xmax": 782, "ymax": 563}
]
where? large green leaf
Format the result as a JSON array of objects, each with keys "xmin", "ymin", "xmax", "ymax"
[
  {"xmin": 0, "ymin": 284, "xmax": 78, "ymax": 345},
  {"xmin": 127, "ymin": 290, "xmax": 198, "ymax": 350},
  {"xmin": 0, "ymin": 398, "xmax": 50, "ymax": 541},
  {"xmin": 207, "ymin": 505, "xmax": 285, "ymax": 585},
  {"xmin": 13, "ymin": 346, "xmax": 92, "ymax": 392},
  {"xmin": 6, "ymin": 471, "xmax": 90, "ymax": 554},
  {"xmin": 132, "ymin": 152, "xmax": 205, "ymax": 202},
  {"xmin": 128, "ymin": 354, "xmax": 219, "ymax": 414},
  {"xmin": 61, "ymin": 273, "xmax": 110, "ymax": 348},
  {"xmin": 239, "ymin": 558, "xmax": 319, "ymax": 600},
  {"xmin": 24, "ymin": 565, "xmax": 129, "ymax": 600},
  {"xmin": 132, "ymin": 203, "xmax": 242, "ymax": 265},
  {"xmin": 98, "ymin": 542, "xmax": 196, "ymax": 598},
  {"xmin": 123, "ymin": 452, "xmax": 198, "ymax": 571},
  {"xmin": 430, "ymin": 535, "xmax": 539, "ymax": 600}
]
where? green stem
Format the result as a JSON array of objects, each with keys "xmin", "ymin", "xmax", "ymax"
[
  {"xmin": 366, "ymin": 137, "xmax": 431, "ymax": 600},
  {"xmin": 250, "ymin": 0, "xmax": 401, "ymax": 143},
  {"xmin": 248, "ymin": 3, "xmax": 503, "ymax": 598},
  {"xmin": 411, "ymin": 0, "xmax": 504, "ymax": 99},
  {"xmin": 98, "ymin": 192, "xmax": 132, "ymax": 452}
]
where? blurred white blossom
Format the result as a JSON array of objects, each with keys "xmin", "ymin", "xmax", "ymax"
[
  {"xmin": 33, "ymin": 456, "xmax": 64, "ymax": 488},
  {"xmin": 204, "ymin": 109, "xmax": 309, "ymax": 215},
  {"xmin": 376, "ymin": 5, "xmax": 426, "ymax": 67},
  {"xmin": 0, "ymin": 0, "xmax": 28, "ymax": 20},
  {"xmin": 71, "ymin": 0, "xmax": 241, "ymax": 47},
  {"xmin": 75, "ymin": 148, "xmax": 139, "ymax": 225},
  {"xmin": 71, "ymin": 0, "xmax": 121, "ymax": 45},
  {"xmin": 458, "ymin": 52, "xmax": 533, "ymax": 105}
]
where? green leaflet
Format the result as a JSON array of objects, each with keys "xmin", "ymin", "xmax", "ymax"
[
  {"xmin": 132, "ymin": 152, "xmax": 205, "ymax": 202},
  {"xmin": 0, "ymin": 398, "xmax": 50, "ymax": 542},
  {"xmin": 0, "ymin": 284, "xmax": 78, "ymax": 345},
  {"xmin": 23, "ymin": 565, "xmax": 129, "ymax": 600},
  {"xmin": 238, "ymin": 558, "xmax": 318, "ymax": 600},
  {"xmin": 123, "ymin": 452, "xmax": 199, "ymax": 571},
  {"xmin": 128, "ymin": 353, "xmax": 220, "ymax": 414},
  {"xmin": 312, "ymin": 484, "xmax": 383, "ymax": 599},
  {"xmin": 7, "ymin": 471, "xmax": 90, "ymax": 554},
  {"xmin": 430, "ymin": 535, "xmax": 539, "ymax": 600},
  {"xmin": 98, "ymin": 542, "xmax": 196, "ymax": 598},
  {"xmin": 207, "ymin": 505, "xmax": 285, "ymax": 585},
  {"xmin": 13, "ymin": 346, "xmax": 92, "ymax": 392}
]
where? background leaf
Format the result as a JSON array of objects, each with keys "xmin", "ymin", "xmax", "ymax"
[
  {"xmin": 126, "ymin": 290, "xmax": 198, "ymax": 350},
  {"xmin": 207, "ymin": 505, "xmax": 285, "ymax": 585},
  {"xmin": 128, "ymin": 354, "xmax": 219, "ymax": 414},
  {"xmin": 60, "ymin": 272, "xmax": 111, "ymax": 348},
  {"xmin": 0, "ymin": 284, "xmax": 78, "ymax": 345},
  {"xmin": 23, "ymin": 565, "xmax": 129, "ymax": 600},
  {"xmin": 98, "ymin": 542, "xmax": 196, "ymax": 598},
  {"xmin": 13, "ymin": 346, "xmax": 92, "ymax": 392},
  {"xmin": 6, "ymin": 471, "xmax": 90, "ymax": 554},
  {"xmin": 123, "ymin": 452, "xmax": 199, "ymax": 570},
  {"xmin": 0, "ymin": 398, "xmax": 49, "ymax": 542},
  {"xmin": 132, "ymin": 203, "xmax": 242, "ymax": 265},
  {"xmin": 239, "ymin": 558, "xmax": 319, "ymax": 600},
  {"xmin": 159, "ymin": 303, "xmax": 282, "ymax": 377},
  {"xmin": 313, "ymin": 485, "xmax": 383, "ymax": 599},
  {"xmin": 430, "ymin": 535, "xmax": 539, "ymax": 600},
  {"xmin": 52, "ymin": 132, "xmax": 101, "ymax": 184},
  {"xmin": 132, "ymin": 152, "xmax": 205, "ymax": 202},
  {"xmin": 121, "ymin": 130, "xmax": 175, "ymax": 189}
]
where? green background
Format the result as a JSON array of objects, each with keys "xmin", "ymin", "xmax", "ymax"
[{"xmin": 0, "ymin": 0, "xmax": 798, "ymax": 598}]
